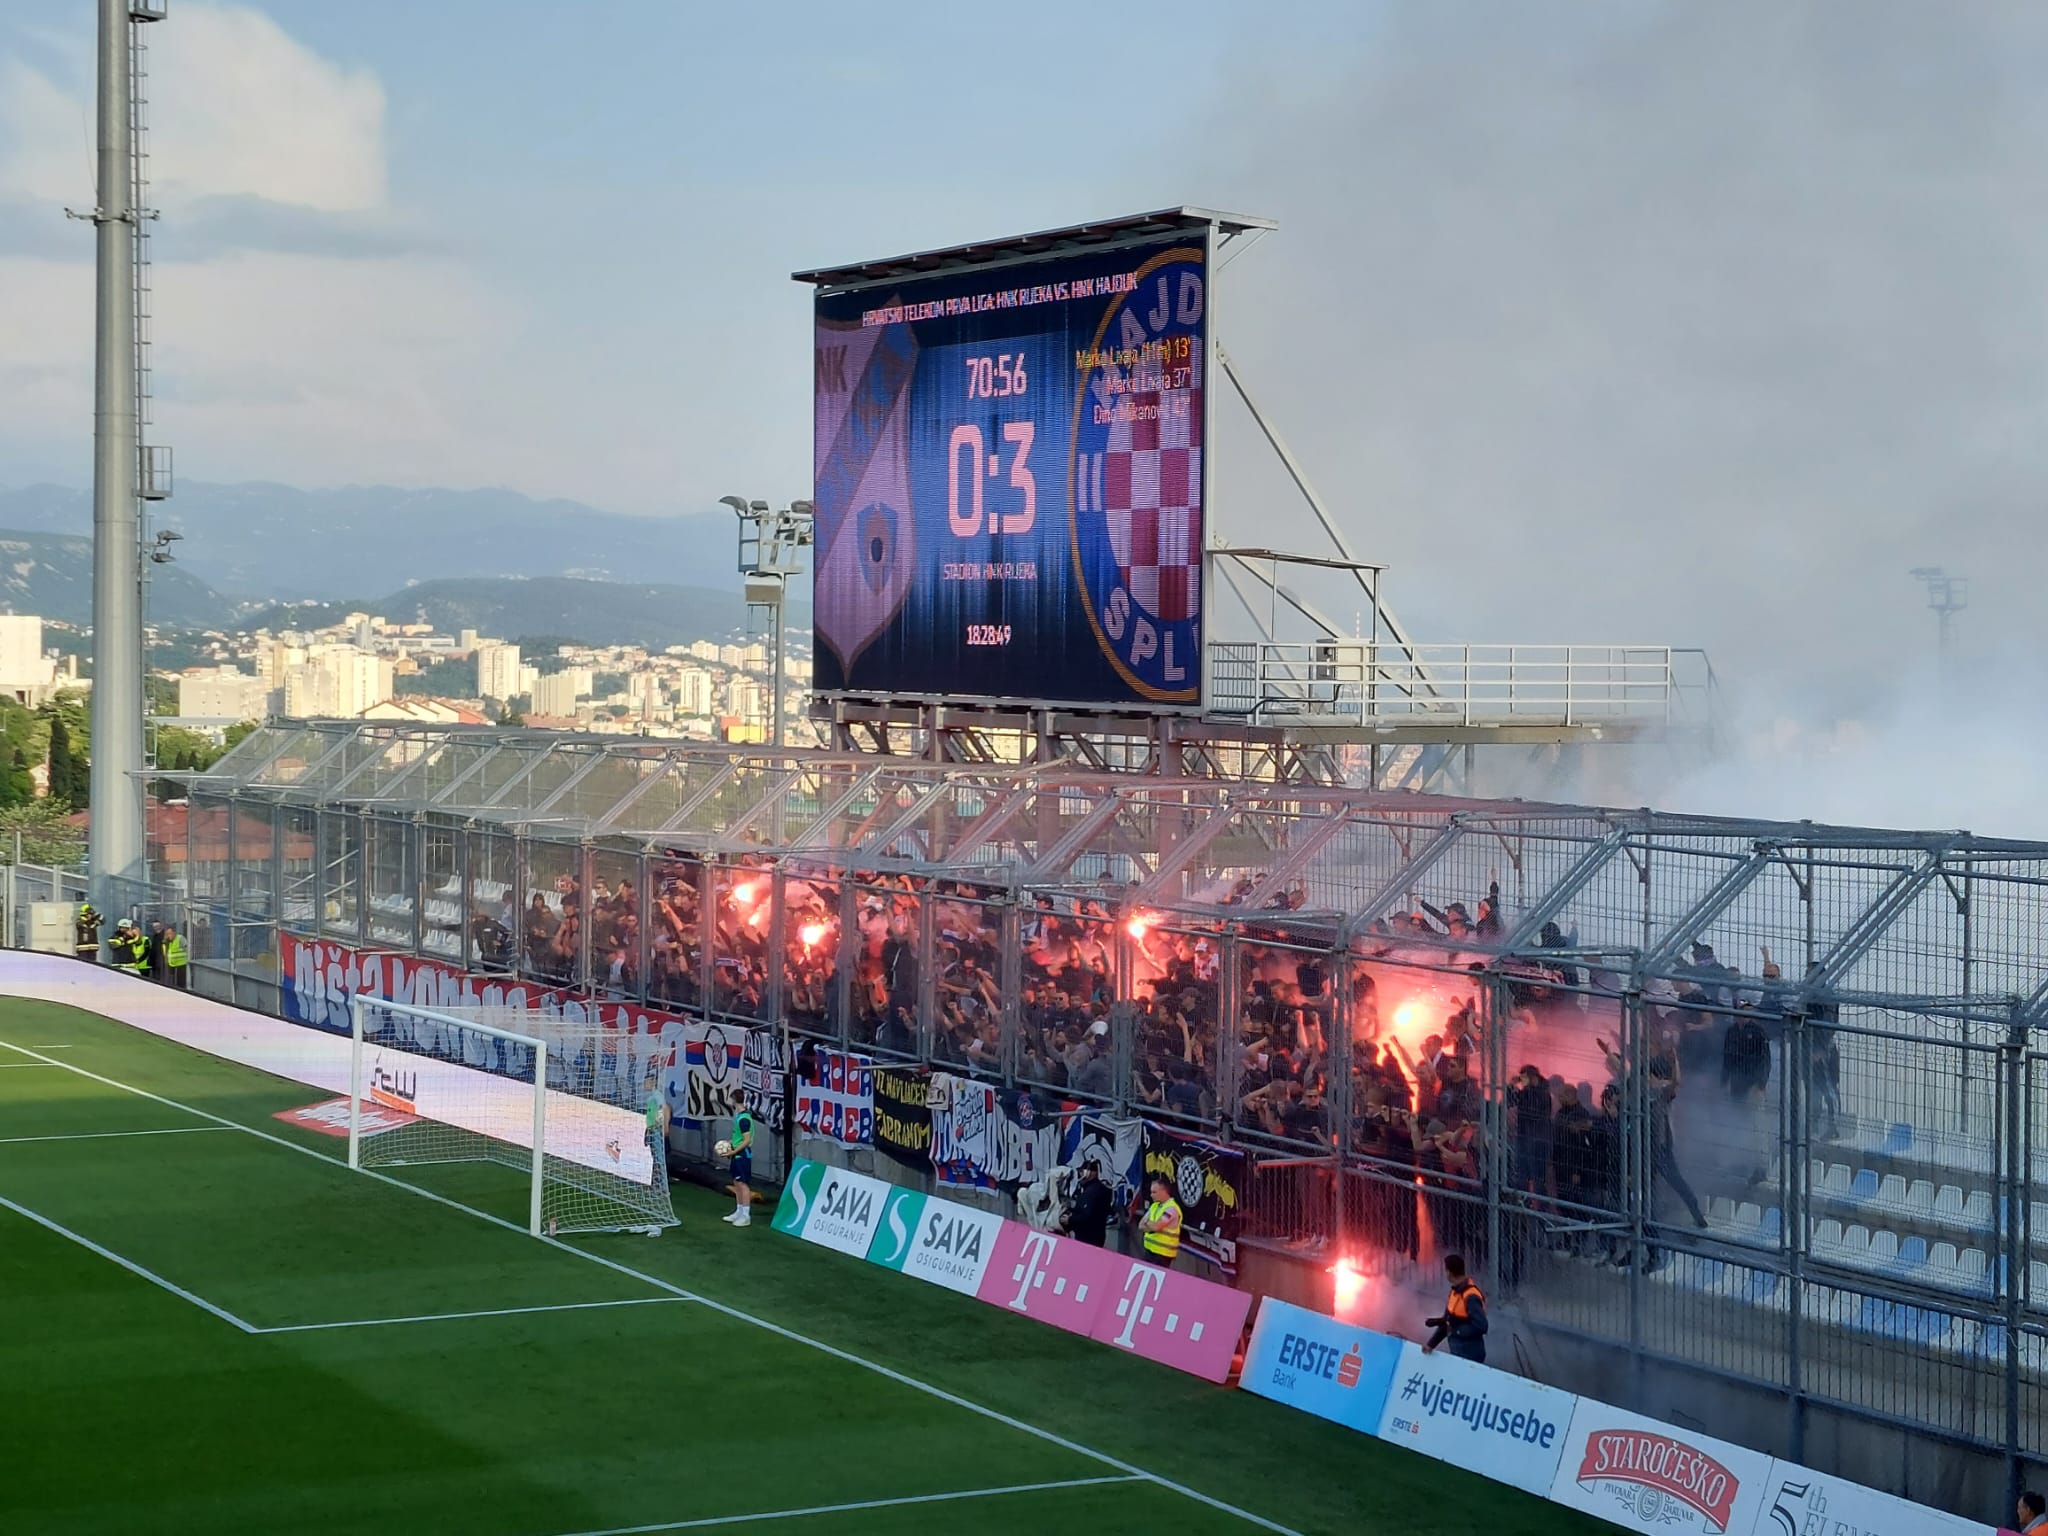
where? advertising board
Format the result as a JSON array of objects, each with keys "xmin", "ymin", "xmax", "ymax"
[
  {"xmin": 1239, "ymin": 1297, "xmax": 1403, "ymax": 1433},
  {"xmin": 1088, "ymin": 1254, "xmax": 1253, "ymax": 1383},
  {"xmin": 866, "ymin": 1187, "xmax": 1003, "ymax": 1296},
  {"xmin": 810, "ymin": 232, "xmax": 1210, "ymax": 709},
  {"xmin": 974, "ymin": 1223, "xmax": 1118, "ymax": 1337},
  {"xmin": 1549, "ymin": 1397, "xmax": 1773, "ymax": 1536},
  {"xmin": 1749, "ymin": 1461, "xmax": 1997, "ymax": 1536},
  {"xmin": 771, "ymin": 1159, "xmax": 890, "ymax": 1258},
  {"xmin": 1375, "ymin": 1340, "xmax": 1576, "ymax": 1497}
]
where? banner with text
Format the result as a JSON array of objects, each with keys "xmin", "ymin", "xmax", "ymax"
[
  {"xmin": 771, "ymin": 1159, "xmax": 889, "ymax": 1258},
  {"xmin": 1548, "ymin": 1398, "xmax": 1772, "ymax": 1536},
  {"xmin": 1239, "ymin": 1297, "xmax": 1403, "ymax": 1437},
  {"xmin": 872, "ymin": 1065, "xmax": 933, "ymax": 1172},
  {"xmin": 929, "ymin": 1075, "xmax": 1059, "ymax": 1190},
  {"xmin": 666, "ymin": 1021, "xmax": 747, "ymax": 1126},
  {"xmin": 1748, "ymin": 1461, "xmax": 1995, "ymax": 1536},
  {"xmin": 742, "ymin": 1029, "xmax": 789, "ymax": 1134},
  {"xmin": 1376, "ymin": 1340, "xmax": 1576, "ymax": 1497},
  {"xmin": 867, "ymin": 1186, "xmax": 1002, "ymax": 1296}
]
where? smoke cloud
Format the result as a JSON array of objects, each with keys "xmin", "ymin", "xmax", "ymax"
[{"xmin": 1179, "ymin": 2, "xmax": 2046, "ymax": 830}]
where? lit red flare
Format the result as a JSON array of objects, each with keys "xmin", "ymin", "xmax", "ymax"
[
  {"xmin": 1329, "ymin": 1258, "xmax": 1366, "ymax": 1319},
  {"xmin": 799, "ymin": 921, "xmax": 828, "ymax": 948}
]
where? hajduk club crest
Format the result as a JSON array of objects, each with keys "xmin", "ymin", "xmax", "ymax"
[{"xmin": 1069, "ymin": 246, "xmax": 1205, "ymax": 704}]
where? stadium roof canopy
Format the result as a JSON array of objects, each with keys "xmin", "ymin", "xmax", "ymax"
[{"xmin": 178, "ymin": 720, "xmax": 2048, "ymax": 1027}]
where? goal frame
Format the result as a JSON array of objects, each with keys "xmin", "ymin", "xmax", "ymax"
[{"xmin": 348, "ymin": 995, "xmax": 551, "ymax": 1236}]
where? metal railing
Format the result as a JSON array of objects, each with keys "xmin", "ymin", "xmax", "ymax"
[{"xmin": 1208, "ymin": 641, "xmax": 1700, "ymax": 728}]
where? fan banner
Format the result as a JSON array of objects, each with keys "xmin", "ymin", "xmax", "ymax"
[
  {"xmin": 795, "ymin": 1046, "xmax": 874, "ymax": 1147},
  {"xmin": 929, "ymin": 1075, "xmax": 1059, "ymax": 1190},
  {"xmin": 872, "ymin": 1064, "xmax": 933, "ymax": 1171},
  {"xmin": 1140, "ymin": 1120, "xmax": 1244, "ymax": 1270},
  {"xmin": 1058, "ymin": 1112, "xmax": 1145, "ymax": 1203},
  {"xmin": 666, "ymin": 1022, "xmax": 746, "ymax": 1126},
  {"xmin": 742, "ymin": 1029, "xmax": 789, "ymax": 1133}
]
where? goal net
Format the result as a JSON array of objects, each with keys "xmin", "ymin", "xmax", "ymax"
[{"xmin": 347, "ymin": 997, "xmax": 678, "ymax": 1236}]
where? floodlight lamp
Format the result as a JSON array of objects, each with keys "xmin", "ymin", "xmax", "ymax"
[
  {"xmin": 720, "ymin": 495, "xmax": 751, "ymax": 515},
  {"xmin": 750, "ymin": 500, "xmax": 770, "ymax": 513}
]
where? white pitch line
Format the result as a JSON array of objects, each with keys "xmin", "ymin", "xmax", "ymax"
[
  {"xmin": 546, "ymin": 1474, "xmax": 1143, "ymax": 1535},
  {"xmin": 0, "ymin": 1035, "xmax": 1304, "ymax": 1536},
  {"xmin": 0, "ymin": 1125, "xmax": 230, "ymax": 1145},
  {"xmin": 0, "ymin": 1189, "xmax": 259, "ymax": 1333},
  {"xmin": 0, "ymin": 1060, "xmax": 60, "ymax": 1067},
  {"xmin": 256, "ymin": 1295, "xmax": 688, "ymax": 1334}
]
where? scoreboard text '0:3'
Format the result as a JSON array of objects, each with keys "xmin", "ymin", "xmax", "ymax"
[{"xmin": 809, "ymin": 231, "xmax": 1209, "ymax": 709}]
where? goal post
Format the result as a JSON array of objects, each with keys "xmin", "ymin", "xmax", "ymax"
[{"xmin": 346, "ymin": 996, "xmax": 678, "ymax": 1237}]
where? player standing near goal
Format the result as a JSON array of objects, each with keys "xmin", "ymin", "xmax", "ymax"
[
  {"xmin": 645, "ymin": 1078, "xmax": 671, "ymax": 1189},
  {"xmin": 721, "ymin": 1105, "xmax": 754, "ymax": 1227}
]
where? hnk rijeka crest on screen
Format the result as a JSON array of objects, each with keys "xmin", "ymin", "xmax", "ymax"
[
  {"xmin": 813, "ymin": 317, "xmax": 920, "ymax": 673},
  {"xmin": 1068, "ymin": 247, "xmax": 1205, "ymax": 702}
]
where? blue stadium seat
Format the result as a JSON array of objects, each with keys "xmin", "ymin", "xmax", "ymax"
[
  {"xmin": 1761, "ymin": 1207, "xmax": 1783, "ymax": 1241},
  {"xmin": 1895, "ymin": 1235, "xmax": 1928, "ymax": 1270},
  {"xmin": 1882, "ymin": 1122, "xmax": 1913, "ymax": 1156},
  {"xmin": 1851, "ymin": 1168, "xmax": 1880, "ymax": 1201}
]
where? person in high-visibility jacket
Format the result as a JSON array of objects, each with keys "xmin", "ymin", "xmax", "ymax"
[
  {"xmin": 73, "ymin": 902, "xmax": 102, "ymax": 963},
  {"xmin": 1139, "ymin": 1175, "xmax": 1183, "ymax": 1268},
  {"xmin": 1423, "ymin": 1253, "xmax": 1488, "ymax": 1363},
  {"xmin": 161, "ymin": 925, "xmax": 189, "ymax": 989},
  {"xmin": 110, "ymin": 920, "xmax": 148, "ymax": 977}
]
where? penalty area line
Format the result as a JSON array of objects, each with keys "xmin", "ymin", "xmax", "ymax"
[
  {"xmin": 0, "ymin": 1034, "xmax": 1305, "ymax": 1536},
  {"xmin": 545, "ymin": 1474, "xmax": 1144, "ymax": 1535},
  {"xmin": 0, "ymin": 1125, "xmax": 232, "ymax": 1145},
  {"xmin": 256, "ymin": 1295, "xmax": 689, "ymax": 1334},
  {"xmin": 0, "ymin": 1189, "xmax": 259, "ymax": 1333}
]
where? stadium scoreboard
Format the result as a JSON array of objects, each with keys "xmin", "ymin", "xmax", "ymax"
[{"xmin": 802, "ymin": 215, "xmax": 1226, "ymax": 711}]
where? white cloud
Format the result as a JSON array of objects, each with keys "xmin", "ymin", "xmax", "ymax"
[{"xmin": 0, "ymin": 3, "xmax": 385, "ymax": 214}]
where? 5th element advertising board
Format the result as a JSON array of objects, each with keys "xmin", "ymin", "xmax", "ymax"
[{"xmin": 810, "ymin": 233, "xmax": 1209, "ymax": 709}]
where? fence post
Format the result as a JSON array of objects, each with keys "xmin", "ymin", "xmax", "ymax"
[
  {"xmin": 2002, "ymin": 1007, "xmax": 2026, "ymax": 1512},
  {"xmin": 1622, "ymin": 985, "xmax": 1647, "ymax": 1400},
  {"xmin": 1784, "ymin": 1003, "xmax": 1808, "ymax": 1464}
]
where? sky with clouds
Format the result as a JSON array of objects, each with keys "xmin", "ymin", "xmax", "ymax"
[{"xmin": 1, "ymin": 2, "xmax": 2044, "ymax": 826}]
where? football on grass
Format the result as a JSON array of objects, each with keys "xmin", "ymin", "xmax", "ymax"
[{"xmin": 714, "ymin": 1139, "xmax": 732, "ymax": 1157}]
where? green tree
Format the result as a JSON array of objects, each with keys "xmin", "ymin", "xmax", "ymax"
[
  {"xmin": 0, "ymin": 800, "xmax": 86, "ymax": 868},
  {"xmin": 47, "ymin": 716, "xmax": 75, "ymax": 808},
  {"xmin": 222, "ymin": 720, "xmax": 260, "ymax": 754},
  {"xmin": 3, "ymin": 749, "xmax": 33, "ymax": 808}
]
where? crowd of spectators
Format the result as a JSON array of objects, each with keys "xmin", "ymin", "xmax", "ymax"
[{"xmin": 497, "ymin": 857, "xmax": 1842, "ymax": 1277}]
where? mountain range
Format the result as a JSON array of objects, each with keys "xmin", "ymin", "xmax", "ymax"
[{"xmin": 0, "ymin": 482, "xmax": 808, "ymax": 648}]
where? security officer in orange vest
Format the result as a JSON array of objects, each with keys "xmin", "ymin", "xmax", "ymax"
[{"xmin": 1423, "ymin": 1253, "xmax": 1488, "ymax": 1363}]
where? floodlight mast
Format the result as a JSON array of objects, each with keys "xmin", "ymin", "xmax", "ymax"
[
  {"xmin": 724, "ymin": 496, "xmax": 814, "ymax": 748},
  {"xmin": 1909, "ymin": 566, "xmax": 1967, "ymax": 678},
  {"xmin": 80, "ymin": 0, "xmax": 172, "ymax": 913}
]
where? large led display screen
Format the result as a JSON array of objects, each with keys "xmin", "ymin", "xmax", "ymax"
[{"xmin": 811, "ymin": 233, "xmax": 1208, "ymax": 708}]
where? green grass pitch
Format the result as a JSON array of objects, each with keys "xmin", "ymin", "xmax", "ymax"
[{"xmin": 0, "ymin": 997, "xmax": 1602, "ymax": 1535}]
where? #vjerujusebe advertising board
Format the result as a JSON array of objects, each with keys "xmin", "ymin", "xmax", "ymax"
[{"xmin": 810, "ymin": 234, "xmax": 1209, "ymax": 709}]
